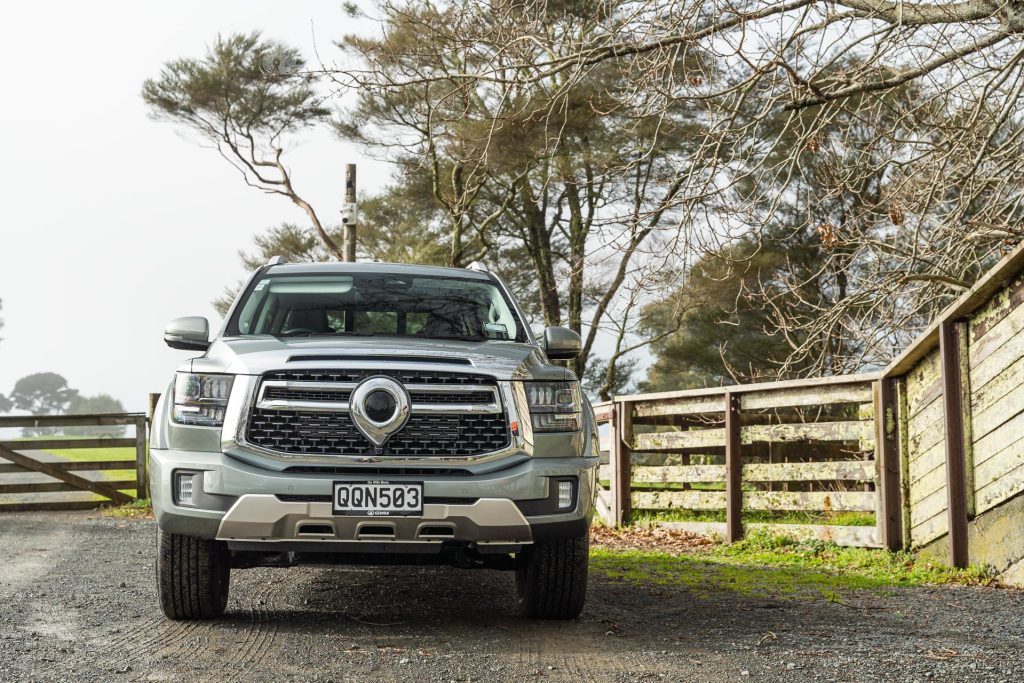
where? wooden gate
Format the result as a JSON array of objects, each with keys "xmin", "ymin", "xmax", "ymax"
[{"xmin": 0, "ymin": 413, "xmax": 148, "ymax": 512}]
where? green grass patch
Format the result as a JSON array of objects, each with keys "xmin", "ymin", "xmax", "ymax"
[
  {"xmin": 590, "ymin": 532, "xmax": 991, "ymax": 601},
  {"xmin": 44, "ymin": 446, "xmax": 135, "ymax": 463},
  {"xmin": 101, "ymin": 498, "xmax": 153, "ymax": 519},
  {"xmin": 630, "ymin": 508, "xmax": 876, "ymax": 527}
]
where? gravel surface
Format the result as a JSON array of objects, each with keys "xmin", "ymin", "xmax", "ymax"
[{"xmin": 1, "ymin": 511, "xmax": 1023, "ymax": 682}]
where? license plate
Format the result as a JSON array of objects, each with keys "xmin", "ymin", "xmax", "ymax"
[{"xmin": 332, "ymin": 481, "xmax": 423, "ymax": 516}]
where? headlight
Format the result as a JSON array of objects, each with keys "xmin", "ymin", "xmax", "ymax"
[
  {"xmin": 172, "ymin": 373, "xmax": 233, "ymax": 427},
  {"xmin": 524, "ymin": 381, "xmax": 582, "ymax": 432}
]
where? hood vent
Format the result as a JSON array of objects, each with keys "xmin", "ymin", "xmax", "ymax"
[{"xmin": 287, "ymin": 354, "xmax": 471, "ymax": 366}]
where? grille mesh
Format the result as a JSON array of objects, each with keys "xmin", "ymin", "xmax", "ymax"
[
  {"xmin": 247, "ymin": 370, "xmax": 510, "ymax": 457},
  {"xmin": 263, "ymin": 386, "xmax": 493, "ymax": 405}
]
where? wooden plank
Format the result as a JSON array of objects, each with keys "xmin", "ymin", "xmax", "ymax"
[
  {"xmin": 725, "ymin": 392, "xmax": 743, "ymax": 542},
  {"xmin": 632, "ymin": 464, "xmax": 725, "ymax": 483},
  {"xmin": 0, "ymin": 460, "xmax": 136, "ymax": 474},
  {"xmin": 875, "ymin": 378, "xmax": 904, "ymax": 551},
  {"xmin": 633, "ymin": 429, "xmax": 726, "ymax": 451},
  {"xmin": 905, "ymin": 351, "xmax": 942, "ymax": 412},
  {"xmin": 908, "ymin": 440, "xmax": 946, "ymax": 487},
  {"xmin": 0, "ymin": 480, "xmax": 137, "ymax": 495},
  {"xmin": 653, "ymin": 521, "xmax": 881, "ymax": 548},
  {"xmin": 973, "ymin": 408, "xmax": 1024, "ymax": 470},
  {"xmin": 741, "ymin": 461, "xmax": 874, "ymax": 482},
  {"xmin": 0, "ymin": 445, "xmax": 132, "ymax": 505},
  {"xmin": 969, "ymin": 285, "xmax": 1024, "ymax": 371},
  {"xmin": 742, "ymin": 421, "xmax": 873, "ymax": 444},
  {"xmin": 632, "ymin": 490, "xmax": 727, "ymax": 510},
  {"xmin": 911, "ymin": 508, "xmax": 949, "ymax": 547},
  {"xmin": 633, "ymin": 395, "xmax": 724, "ymax": 417},
  {"xmin": 0, "ymin": 500, "xmax": 107, "ymax": 513},
  {"xmin": 615, "ymin": 372, "xmax": 882, "ymax": 404},
  {"xmin": 0, "ymin": 413, "xmax": 146, "ymax": 428},
  {"xmin": 910, "ymin": 485, "xmax": 949, "ymax": 528},
  {"xmin": 907, "ymin": 397, "xmax": 945, "ymax": 458},
  {"xmin": 970, "ymin": 358, "xmax": 1024, "ymax": 442},
  {"xmin": 970, "ymin": 430, "xmax": 1024, "ymax": 505},
  {"xmin": 909, "ymin": 455, "xmax": 948, "ymax": 506},
  {"xmin": 940, "ymin": 321, "xmax": 969, "ymax": 568},
  {"xmin": 976, "ymin": 454, "xmax": 1024, "ymax": 516},
  {"xmin": 740, "ymin": 383, "xmax": 873, "ymax": 410},
  {"xmin": 633, "ymin": 420, "xmax": 873, "ymax": 451},
  {"xmin": 611, "ymin": 404, "xmax": 632, "ymax": 526},
  {"xmin": 135, "ymin": 416, "xmax": 148, "ymax": 499},
  {"xmin": 634, "ymin": 489, "xmax": 874, "ymax": 512},
  {"xmin": 0, "ymin": 438, "xmax": 136, "ymax": 451},
  {"xmin": 598, "ymin": 464, "xmax": 611, "ymax": 480},
  {"xmin": 594, "ymin": 489, "xmax": 613, "ymax": 526},
  {"xmin": 744, "ymin": 490, "xmax": 876, "ymax": 512}
]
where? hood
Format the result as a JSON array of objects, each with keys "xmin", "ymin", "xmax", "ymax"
[{"xmin": 188, "ymin": 336, "xmax": 572, "ymax": 381}]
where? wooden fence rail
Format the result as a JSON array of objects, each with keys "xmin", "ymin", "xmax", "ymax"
[{"xmin": 0, "ymin": 413, "xmax": 148, "ymax": 512}]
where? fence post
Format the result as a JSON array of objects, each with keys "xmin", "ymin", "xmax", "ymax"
[
  {"xmin": 134, "ymin": 415, "xmax": 148, "ymax": 500},
  {"xmin": 725, "ymin": 391, "xmax": 743, "ymax": 543},
  {"xmin": 940, "ymin": 321, "xmax": 969, "ymax": 568},
  {"xmin": 874, "ymin": 378, "xmax": 903, "ymax": 551},
  {"xmin": 611, "ymin": 401, "xmax": 633, "ymax": 527},
  {"xmin": 148, "ymin": 393, "xmax": 161, "ymax": 436}
]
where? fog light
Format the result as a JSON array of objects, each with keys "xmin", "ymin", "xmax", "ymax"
[
  {"xmin": 557, "ymin": 480, "xmax": 573, "ymax": 509},
  {"xmin": 175, "ymin": 472, "xmax": 195, "ymax": 507}
]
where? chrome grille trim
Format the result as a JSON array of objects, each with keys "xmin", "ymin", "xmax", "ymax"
[{"xmin": 255, "ymin": 380, "xmax": 501, "ymax": 414}]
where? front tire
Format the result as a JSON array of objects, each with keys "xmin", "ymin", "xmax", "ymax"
[
  {"xmin": 515, "ymin": 532, "xmax": 589, "ymax": 619},
  {"xmin": 157, "ymin": 528, "xmax": 230, "ymax": 619}
]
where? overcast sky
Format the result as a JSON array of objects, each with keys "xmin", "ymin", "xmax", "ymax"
[{"xmin": 0, "ymin": 2, "xmax": 393, "ymax": 411}]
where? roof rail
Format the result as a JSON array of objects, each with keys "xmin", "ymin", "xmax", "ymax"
[
  {"xmin": 266, "ymin": 255, "xmax": 287, "ymax": 266},
  {"xmin": 466, "ymin": 261, "xmax": 489, "ymax": 273}
]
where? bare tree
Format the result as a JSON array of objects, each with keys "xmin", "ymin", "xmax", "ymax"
[
  {"xmin": 330, "ymin": 0, "xmax": 1024, "ymax": 376},
  {"xmin": 333, "ymin": 1, "xmax": 707, "ymax": 377}
]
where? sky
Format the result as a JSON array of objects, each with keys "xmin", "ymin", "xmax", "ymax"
[{"xmin": 0, "ymin": 1, "xmax": 393, "ymax": 411}]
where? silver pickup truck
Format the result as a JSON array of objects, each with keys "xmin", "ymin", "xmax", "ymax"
[{"xmin": 150, "ymin": 260, "xmax": 599, "ymax": 620}]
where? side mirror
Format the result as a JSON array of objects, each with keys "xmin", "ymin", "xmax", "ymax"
[
  {"xmin": 543, "ymin": 326, "xmax": 582, "ymax": 361},
  {"xmin": 164, "ymin": 317, "xmax": 210, "ymax": 351}
]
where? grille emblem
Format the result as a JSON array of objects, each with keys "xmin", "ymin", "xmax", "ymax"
[{"xmin": 349, "ymin": 376, "xmax": 410, "ymax": 449}]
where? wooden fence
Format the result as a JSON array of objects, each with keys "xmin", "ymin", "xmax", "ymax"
[
  {"xmin": 0, "ymin": 413, "xmax": 148, "ymax": 512},
  {"xmin": 593, "ymin": 374, "xmax": 889, "ymax": 549},
  {"xmin": 595, "ymin": 241, "xmax": 1024, "ymax": 575}
]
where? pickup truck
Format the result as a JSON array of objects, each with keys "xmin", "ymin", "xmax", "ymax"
[{"xmin": 150, "ymin": 260, "xmax": 599, "ymax": 620}]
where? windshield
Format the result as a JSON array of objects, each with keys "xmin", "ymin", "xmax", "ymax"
[{"xmin": 227, "ymin": 272, "xmax": 525, "ymax": 342}]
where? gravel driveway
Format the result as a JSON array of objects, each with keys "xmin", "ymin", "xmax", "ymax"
[{"xmin": 1, "ymin": 512, "xmax": 1022, "ymax": 682}]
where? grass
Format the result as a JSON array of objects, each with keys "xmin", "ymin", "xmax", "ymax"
[
  {"xmin": 590, "ymin": 532, "xmax": 992, "ymax": 601},
  {"xmin": 630, "ymin": 508, "xmax": 876, "ymax": 527},
  {"xmin": 101, "ymin": 498, "xmax": 153, "ymax": 519}
]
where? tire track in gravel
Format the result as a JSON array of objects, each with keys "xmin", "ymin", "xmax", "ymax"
[{"xmin": 221, "ymin": 573, "xmax": 285, "ymax": 681}]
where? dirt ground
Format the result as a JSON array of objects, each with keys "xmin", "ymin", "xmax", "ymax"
[{"xmin": 1, "ymin": 512, "xmax": 1023, "ymax": 682}]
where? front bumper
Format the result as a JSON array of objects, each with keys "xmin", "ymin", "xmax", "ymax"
[{"xmin": 150, "ymin": 448, "xmax": 598, "ymax": 551}]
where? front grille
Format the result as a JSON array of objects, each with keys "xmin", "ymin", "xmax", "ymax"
[{"xmin": 246, "ymin": 370, "xmax": 511, "ymax": 458}]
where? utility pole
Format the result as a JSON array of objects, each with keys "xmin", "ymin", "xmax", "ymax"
[{"xmin": 342, "ymin": 163, "xmax": 357, "ymax": 262}]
